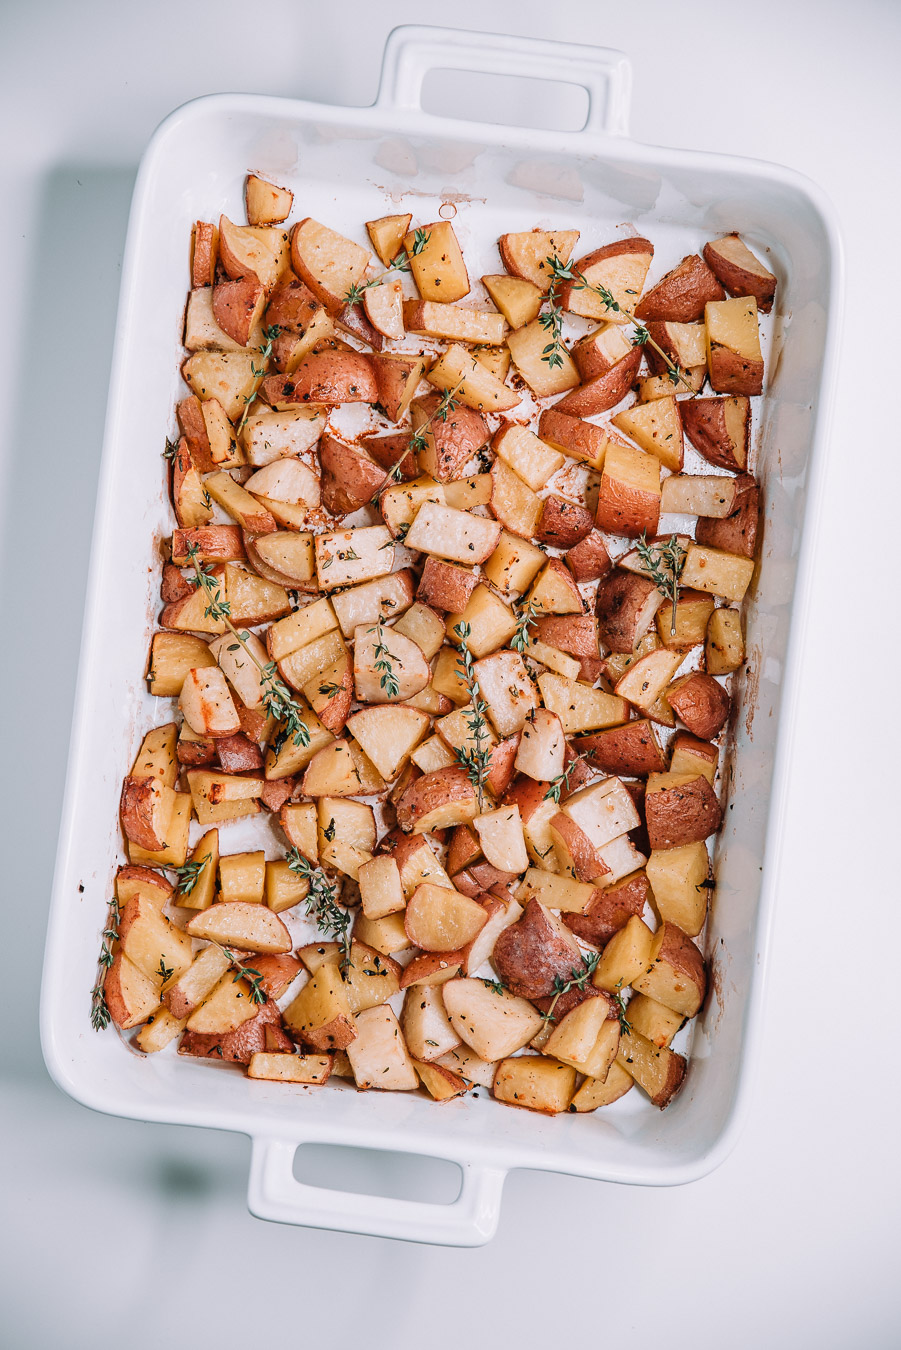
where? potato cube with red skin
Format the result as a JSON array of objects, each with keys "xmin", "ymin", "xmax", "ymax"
[
  {"xmin": 179, "ymin": 667, "xmax": 240, "ymax": 738},
  {"xmin": 696, "ymin": 473, "xmax": 759, "ymax": 560},
  {"xmin": 644, "ymin": 772, "xmax": 723, "ymax": 849},
  {"xmin": 565, "ymin": 531, "xmax": 612, "ymax": 584},
  {"xmin": 411, "ymin": 395, "xmax": 489, "ymax": 482},
  {"xmin": 681, "ymin": 395, "xmax": 749, "ymax": 471},
  {"xmin": 705, "ymin": 296, "xmax": 764, "ymax": 396},
  {"xmin": 703, "ymin": 234, "xmax": 776, "ymax": 313},
  {"xmin": 633, "ymin": 921, "xmax": 707, "ymax": 1017},
  {"xmin": 595, "ymin": 441, "xmax": 661, "ymax": 538},
  {"xmin": 395, "ymin": 766, "xmax": 479, "ymax": 835},
  {"xmin": 667, "ymin": 672, "xmax": 731, "ymax": 740},
  {"xmin": 191, "ymin": 221, "xmax": 217, "ymax": 288},
  {"xmin": 417, "ymin": 557, "xmax": 479, "ymax": 614},
  {"xmin": 492, "ymin": 898, "xmax": 582, "ymax": 1000},
  {"xmin": 533, "ymin": 615, "xmax": 601, "ymax": 683},
  {"xmin": 616, "ymin": 1027, "xmax": 686, "ymax": 1108},
  {"xmin": 535, "ymin": 496, "xmax": 594, "ymax": 549},
  {"xmin": 634, "ymin": 253, "xmax": 725, "ymax": 323},
  {"xmin": 669, "ymin": 732, "xmax": 719, "ymax": 785},
  {"xmin": 563, "ymin": 871, "xmax": 651, "ymax": 946},
  {"xmin": 537, "ymin": 407, "xmax": 609, "ymax": 468},
  {"xmin": 554, "ymin": 347, "xmax": 642, "ymax": 418},
  {"xmin": 595, "ymin": 569, "xmax": 664, "ymax": 655},
  {"xmin": 575, "ymin": 720, "xmax": 666, "ymax": 778}
]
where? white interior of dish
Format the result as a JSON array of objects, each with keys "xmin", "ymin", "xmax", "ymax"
[{"xmin": 42, "ymin": 92, "xmax": 835, "ymax": 1185}]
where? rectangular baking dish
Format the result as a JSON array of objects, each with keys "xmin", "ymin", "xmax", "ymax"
[{"xmin": 40, "ymin": 24, "xmax": 842, "ymax": 1246}]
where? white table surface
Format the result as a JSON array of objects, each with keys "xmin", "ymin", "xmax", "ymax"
[{"xmin": 2, "ymin": 1, "xmax": 899, "ymax": 1345}]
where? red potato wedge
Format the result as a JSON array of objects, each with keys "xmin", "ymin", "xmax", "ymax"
[
  {"xmin": 575, "ymin": 720, "xmax": 667, "ymax": 778},
  {"xmin": 535, "ymin": 496, "xmax": 594, "ymax": 549},
  {"xmin": 417, "ymin": 557, "xmax": 479, "ymax": 614},
  {"xmin": 634, "ymin": 253, "xmax": 725, "ymax": 323},
  {"xmin": 318, "ymin": 434, "xmax": 386, "ymax": 516},
  {"xmin": 247, "ymin": 1053, "xmax": 332, "ymax": 1085},
  {"xmin": 184, "ymin": 901, "xmax": 293, "ymax": 954},
  {"xmin": 670, "ymin": 732, "xmax": 719, "ymax": 785},
  {"xmin": 264, "ymin": 278, "xmax": 325, "ymax": 336},
  {"xmin": 215, "ymin": 733, "xmax": 264, "ymax": 774},
  {"xmin": 442, "ymin": 979, "xmax": 544, "ymax": 1060},
  {"xmin": 564, "ymin": 871, "xmax": 651, "ymax": 945},
  {"xmin": 493, "ymin": 1056, "xmax": 577, "ymax": 1115},
  {"xmin": 565, "ymin": 531, "xmax": 612, "ymax": 584},
  {"xmin": 366, "ymin": 213, "xmax": 412, "ymax": 267},
  {"xmin": 396, "ymin": 766, "xmax": 480, "ymax": 834},
  {"xmin": 345, "ymin": 704, "xmax": 430, "ymax": 783},
  {"xmin": 290, "ymin": 217, "xmax": 370, "ymax": 314},
  {"xmin": 399, "ymin": 952, "xmax": 464, "ymax": 992},
  {"xmin": 245, "ymin": 174, "xmax": 293, "ymax": 226},
  {"xmin": 703, "ymin": 234, "xmax": 776, "ymax": 313},
  {"xmin": 212, "ymin": 275, "xmax": 266, "ymax": 347},
  {"xmin": 353, "ymin": 623, "xmax": 430, "ymax": 705},
  {"xmin": 594, "ymin": 441, "xmax": 661, "ymax": 537},
  {"xmin": 492, "ymin": 422, "xmax": 564, "ymax": 491},
  {"xmin": 170, "ymin": 525, "xmax": 245, "ymax": 566},
  {"xmin": 282, "ymin": 963, "xmax": 357, "ymax": 1051},
  {"xmin": 623, "ymin": 993, "xmax": 687, "ymax": 1048},
  {"xmin": 706, "ymin": 296, "xmax": 764, "ymax": 396},
  {"xmin": 404, "ymin": 883, "xmax": 488, "ymax": 952},
  {"xmin": 411, "ymin": 394, "xmax": 489, "ymax": 482},
  {"xmin": 336, "ymin": 299, "xmax": 385, "ymax": 351},
  {"xmin": 559, "ymin": 237, "xmax": 654, "ymax": 321},
  {"xmin": 192, "ymin": 221, "xmax": 217, "ymax": 289},
  {"xmin": 695, "ymin": 473, "xmax": 759, "ymax": 559},
  {"xmin": 667, "ymin": 672, "xmax": 731, "ymax": 740},
  {"xmin": 179, "ymin": 666, "xmax": 240, "ymax": 738},
  {"xmin": 120, "ymin": 776, "xmax": 176, "ymax": 853},
  {"xmin": 261, "ymin": 351, "xmax": 377, "ymax": 407},
  {"xmin": 498, "ymin": 229, "xmax": 580, "ymax": 291},
  {"xmin": 549, "ymin": 812, "xmax": 610, "ymax": 885},
  {"xmin": 175, "ymin": 395, "xmax": 235, "ymax": 474},
  {"xmin": 117, "ymin": 895, "xmax": 192, "ymax": 985},
  {"xmin": 115, "ymin": 865, "xmax": 174, "ymax": 909},
  {"xmin": 572, "ymin": 322, "xmax": 634, "ymax": 380},
  {"xmin": 645, "ymin": 772, "xmax": 723, "ymax": 849},
  {"xmin": 361, "ymin": 431, "xmax": 420, "ymax": 483},
  {"xmin": 614, "ymin": 647, "xmax": 683, "ymax": 715},
  {"xmin": 160, "ymin": 564, "xmax": 192, "ymax": 604},
  {"xmin": 362, "ymin": 277, "xmax": 404, "ymax": 340},
  {"xmin": 514, "ymin": 709, "xmax": 566, "ymax": 783},
  {"xmin": 554, "ymin": 346, "xmax": 643, "ymax": 418},
  {"xmin": 492, "ymin": 898, "xmax": 582, "ymax": 1000},
  {"xmin": 414, "ymin": 1061, "xmax": 469, "ymax": 1101},
  {"xmin": 506, "ymin": 319, "xmax": 580, "ymax": 397},
  {"xmin": 181, "ymin": 350, "xmax": 259, "ymax": 421},
  {"xmin": 527, "ymin": 558, "xmax": 584, "ymax": 616},
  {"xmin": 171, "ymin": 440, "xmax": 213, "ymax": 530},
  {"xmin": 371, "ymin": 353, "xmax": 427, "ymax": 423},
  {"xmin": 104, "ymin": 953, "xmax": 161, "ymax": 1030},
  {"xmin": 181, "ymin": 1001, "xmax": 292, "ymax": 1064},
  {"xmin": 660, "ymin": 474, "xmax": 739, "ymax": 518},
  {"xmin": 532, "ymin": 615, "xmax": 600, "ymax": 683},
  {"xmin": 706, "ymin": 607, "xmax": 745, "ymax": 676},
  {"xmin": 681, "ymin": 395, "xmax": 749, "ymax": 471},
  {"xmin": 537, "ymin": 408, "xmax": 609, "ymax": 468},
  {"xmin": 616, "ymin": 1027, "xmax": 686, "ymax": 1108},
  {"xmin": 595, "ymin": 569, "xmax": 665, "ymax": 654},
  {"xmin": 346, "ymin": 1006, "xmax": 419, "ymax": 1091},
  {"xmin": 403, "ymin": 299, "xmax": 505, "ymax": 346},
  {"xmin": 488, "ymin": 459, "xmax": 542, "ymax": 540},
  {"xmin": 633, "ymin": 921, "xmax": 707, "ymax": 1017},
  {"xmin": 218, "ymin": 216, "xmax": 282, "ymax": 290}
]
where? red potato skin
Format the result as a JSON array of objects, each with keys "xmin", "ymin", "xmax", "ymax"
[
  {"xmin": 670, "ymin": 731, "xmax": 719, "ymax": 776},
  {"xmin": 538, "ymin": 408, "xmax": 609, "ymax": 464},
  {"xmin": 260, "ymin": 776, "xmax": 297, "ymax": 812},
  {"xmin": 248, "ymin": 953, "xmax": 304, "ymax": 1000},
  {"xmin": 555, "ymin": 347, "xmax": 643, "ymax": 418},
  {"xmin": 120, "ymin": 777, "xmax": 168, "ymax": 852},
  {"xmin": 265, "ymin": 278, "xmax": 323, "ymax": 333},
  {"xmin": 708, "ymin": 345, "xmax": 763, "ymax": 398},
  {"xmin": 558, "ymin": 744, "xmax": 596, "ymax": 799},
  {"xmin": 313, "ymin": 663, "xmax": 353, "ymax": 735},
  {"xmin": 395, "ymin": 766, "xmax": 477, "ymax": 834},
  {"xmin": 564, "ymin": 872, "xmax": 651, "ymax": 946},
  {"xmin": 681, "ymin": 396, "xmax": 749, "ymax": 471},
  {"xmin": 535, "ymin": 496, "xmax": 594, "ymax": 549},
  {"xmin": 371, "ymin": 354, "xmax": 426, "ymax": 423},
  {"xmin": 502, "ymin": 774, "xmax": 553, "ymax": 823},
  {"xmin": 550, "ymin": 812, "xmax": 610, "ymax": 884},
  {"xmin": 161, "ymin": 564, "xmax": 193, "ymax": 604},
  {"xmin": 170, "ymin": 440, "xmax": 213, "ymax": 531},
  {"xmin": 695, "ymin": 473, "xmax": 759, "ymax": 559},
  {"xmin": 575, "ymin": 721, "xmax": 667, "ymax": 778},
  {"xmin": 192, "ymin": 222, "xmax": 217, "ymax": 289},
  {"xmin": 565, "ymin": 531, "xmax": 612, "ymax": 584},
  {"xmin": 447, "ymin": 823, "xmax": 482, "ymax": 876},
  {"xmin": 417, "ymin": 556, "xmax": 480, "ymax": 613},
  {"xmin": 116, "ymin": 864, "xmax": 174, "ymax": 901},
  {"xmin": 533, "ymin": 983, "xmax": 617, "ymax": 1022},
  {"xmin": 399, "ymin": 951, "xmax": 463, "ymax": 989},
  {"xmin": 652, "ymin": 923, "xmax": 708, "ymax": 1012},
  {"xmin": 534, "ymin": 615, "xmax": 601, "ymax": 683},
  {"xmin": 361, "ymin": 431, "xmax": 420, "ymax": 482},
  {"xmin": 558, "ymin": 237, "xmax": 654, "ymax": 311},
  {"xmin": 645, "ymin": 776, "xmax": 724, "ymax": 850},
  {"xmin": 668, "ymin": 673, "xmax": 732, "ymax": 741},
  {"xmin": 595, "ymin": 476, "xmax": 660, "ymax": 539},
  {"xmin": 216, "ymin": 733, "xmax": 264, "ymax": 774},
  {"xmin": 318, "ymin": 434, "xmax": 386, "ymax": 515},
  {"xmin": 160, "ymin": 564, "xmax": 225, "ymax": 630},
  {"xmin": 413, "ymin": 395, "xmax": 489, "ymax": 481},
  {"xmin": 179, "ymin": 1000, "xmax": 293, "ymax": 1063},
  {"xmin": 261, "ymin": 352, "xmax": 378, "ymax": 406},
  {"xmin": 212, "ymin": 275, "xmax": 265, "ymax": 346},
  {"xmin": 177, "ymin": 737, "xmax": 217, "ymax": 767},
  {"xmin": 104, "ymin": 953, "xmax": 154, "ymax": 1029},
  {"xmin": 336, "ymin": 300, "xmax": 384, "ymax": 352},
  {"xmin": 595, "ymin": 570, "xmax": 662, "ymax": 654},
  {"xmin": 491, "ymin": 899, "xmax": 581, "ymax": 1000},
  {"xmin": 171, "ymin": 525, "xmax": 246, "ymax": 565},
  {"xmin": 485, "ymin": 735, "xmax": 520, "ymax": 799},
  {"xmin": 703, "ymin": 236, "xmax": 776, "ymax": 313},
  {"xmin": 634, "ymin": 254, "xmax": 725, "ymax": 323},
  {"xmin": 175, "ymin": 395, "xmax": 217, "ymax": 473}
]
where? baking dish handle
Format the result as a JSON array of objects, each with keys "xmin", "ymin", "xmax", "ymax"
[
  {"xmin": 376, "ymin": 24, "xmax": 632, "ymax": 137},
  {"xmin": 247, "ymin": 1136, "xmax": 507, "ymax": 1246}
]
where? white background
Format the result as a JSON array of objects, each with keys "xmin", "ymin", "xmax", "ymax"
[{"xmin": 2, "ymin": 1, "xmax": 899, "ymax": 1345}]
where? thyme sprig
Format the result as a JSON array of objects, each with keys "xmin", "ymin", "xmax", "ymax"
[
  {"xmin": 207, "ymin": 943, "xmax": 268, "ymax": 1005},
  {"xmin": 480, "ymin": 978, "xmax": 506, "ymax": 996},
  {"xmin": 184, "ymin": 543, "xmax": 310, "ymax": 751},
  {"xmin": 544, "ymin": 256, "xmax": 695, "ymax": 394},
  {"xmin": 540, "ymin": 952, "xmax": 602, "ymax": 1025},
  {"xmin": 511, "ymin": 599, "xmax": 539, "ymax": 656},
  {"xmin": 286, "ymin": 848, "xmax": 353, "ymax": 972},
  {"xmin": 544, "ymin": 754, "xmax": 587, "ymax": 805},
  {"xmin": 163, "ymin": 436, "xmax": 180, "ymax": 461},
  {"xmin": 634, "ymin": 532, "xmax": 687, "ymax": 637},
  {"xmin": 371, "ymin": 624, "xmax": 400, "ymax": 699},
  {"xmin": 371, "ymin": 378, "xmax": 466, "ymax": 501},
  {"xmin": 452, "ymin": 622, "xmax": 492, "ymax": 811},
  {"xmin": 612, "ymin": 981, "xmax": 633, "ymax": 1036},
  {"xmin": 235, "ymin": 324, "xmax": 282, "ymax": 436},
  {"xmin": 90, "ymin": 897, "xmax": 121, "ymax": 1031},
  {"xmin": 169, "ymin": 858, "xmax": 207, "ymax": 898}
]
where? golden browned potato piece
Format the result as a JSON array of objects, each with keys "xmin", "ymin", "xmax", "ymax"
[
  {"xmin": 371, "ymin": 353, "xmax": 427, "ymax": 423},
  {"xmin": 667, "ymin": 671, "xmax": 731, "ymax": 740},
  {"xmin": 395, "ymin": 765, "xmax": 480, "ymax": 835},
  {"xmin": 616, "ymin": 1026, "xmax": 687, "ymax": 1108},
  {"xmin": 537, "ymin": 407, "xmax": 609, "ymax": 467},
  {"xmin": 119, "ymin": 775, "xmax": 175, "ymax": 852},
  {"xmin": 634, "ymin": 253, "xmax": 725, "ymax": 323},
  {"xmin": 497, "ymin": 228, "xmax": 579, "ymax": 291},
  {"xmin": 706, "ymin": 296, "xmax": 764, "ymax": 396},
  {"xmin": 493, "ymin": 1055, "xmax": 577, "ymax": 1114},
  {"xmin": 644, "ymin": 772, "xmax": 723, "ymax": 849},
  {"xmin": 245, "ymin": 174, "xmax": 294, "ymax": 226},
  {"xmin": 633, "ymin": 921, "xmax": 707, "ymax": 1017},
  {"xmin": 104, "ymin": 952, "xmax": 160, "ymax": 1029},
  {"xmin": 411, "ymin": 394, "xmax": 488, "ymax": 482},
  {"xmin": 594, "ymin": 442, "xmax": 661, "ymax": 539},
  {"xmin": 559, "ymin": 237, "xmax": 654, "ymax": 319},
  {"xmin": 180, "ymin": 1000, "xmax": 293, "ymax": 1063},
  {"xmin": 191, "ymin": 221, "xmax": 217, "ymax": 288}
]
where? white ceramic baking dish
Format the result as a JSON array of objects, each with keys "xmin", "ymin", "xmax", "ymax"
[{"xmin": 40, "ymin": 24, "xmax": 842, "ymax": 1246}]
